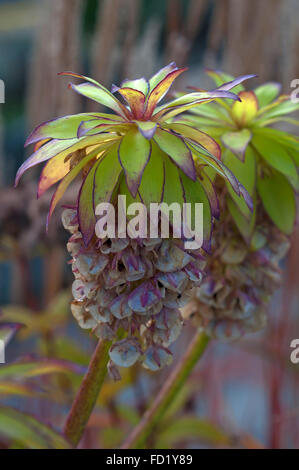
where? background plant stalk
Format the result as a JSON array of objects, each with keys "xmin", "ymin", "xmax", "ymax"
[
  {"xmin": 63, "ymin": 338, "xmax": 111, "ymax": 447},
  {"xmin": 121, "ymin": 330, "xmax": 210, "ymax": 449}
]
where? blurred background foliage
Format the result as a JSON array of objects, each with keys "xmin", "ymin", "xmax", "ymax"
[{"xmin": 0, "ymin": 0, "xmax": 298, "ymax": 449}]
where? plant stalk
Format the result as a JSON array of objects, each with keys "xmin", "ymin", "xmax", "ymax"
[
  {"xmin": 121, "ymin": 330, "xmax": 210, "ymax": 449},
  {"xmin": 63, "ymin": 338, "xmax": 111, "ymax": 447}
]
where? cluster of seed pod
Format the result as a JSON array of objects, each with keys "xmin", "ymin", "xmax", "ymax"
[
  {"xmin": 183, "ymin": 204, "xmax": 290, "ymax": 341},
  {"xmin": 62, "ymin": 208, "xmax": 206, "ymax": 377}
]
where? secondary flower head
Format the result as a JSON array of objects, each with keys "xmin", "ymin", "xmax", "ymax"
[
  {"xmin": 15, "ymin": 63, "xmax": 253, "ymax": 248},
  {"xmin": 183, "ymin": 71, "xmax": 299, "ymax": 340},
  {"xmin": 186, "ymin": 70, "xmax": 299, "ymax": 238}
]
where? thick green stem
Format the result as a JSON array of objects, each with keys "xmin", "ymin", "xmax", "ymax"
[
  {"xmin": 121, "ymin": 330, "xmax": 210, "ymax": 449},
  {"xmin": 63, "ymin": 338, "xmax": 111, "ymax": 447}
]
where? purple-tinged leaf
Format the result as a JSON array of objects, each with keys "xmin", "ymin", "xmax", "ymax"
[
  {"xmin": 154, "ymin": 128, "xmax": 196, "ymax": 181},
  {"xmin": 68, "ymin": 82, "xmax": 130, "ymax": 119},
  {"xmin": 135, "ymin": 120, "xmax": 157, "ymax": 140},
  {"xmin": 144, "ymin": 67, "xmax": 188, "ymax": 119},
  {"xmin": 166, "ymin": 122, "xmax": 221, "ymax": 160},
  {"xmin": 15, "ymin": 138, "xmax": 78, "ymax": 186},
  {"xmin": 197, "ymin": 169, "xmax": 220, "ymax": 219},
  {"xmin": 221, "ymin": 129, "xmax": 252, "ymax": 161},
  {"xmin": 25, "ymin": 113, "xmax": 121, "ymax": 147},
  {"xmin": 120, "ymin": 77, "xmax": 150, "ymax": 95},
  {"xmin": 115, "ymin": 87, "xmax": 145, "ymax": 119},
  {"xmin": 213, "ymin": 74, "xmax": 256, "ymax": 92},
  {"xmin": 149, "ymin": 62, "xmax": 178, "ymax": 91},
  {"xmin": 47, "ymin": 145, "xmax": 109, "ymax": 227}
]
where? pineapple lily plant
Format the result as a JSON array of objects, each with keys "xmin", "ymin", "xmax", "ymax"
[
  {"xmin": 183, "ymin": 70, "xmax": 299, "ymax": 340},
  {"xmin": 15, "ymin": 63, "xmax": 253, "ymax": 376}
]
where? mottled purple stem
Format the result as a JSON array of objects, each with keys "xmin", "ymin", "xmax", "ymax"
[{"xmin": 63, "ymin": 338, "xmax": 111, "ymax": 447}]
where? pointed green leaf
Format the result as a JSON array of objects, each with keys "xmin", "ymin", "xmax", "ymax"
[
  {"xmin": 0, "ymin": 406, "xmax": 71, "ymax": 449},
  {"xmin": 257, "ymin": 98, "xmax": 299, "ymax": 121},
  {"xmin": 139, "ymin": 141, "xmax": 165, "ymax": 207},
  {"xmin": 118, "ymin": 127, "xmax": 151, "ymax": 197},
  {"xmin": 257, "ymin": 172, "xmax": 296, "ymax": 235},
  {"xmin": 93, "ymin": 145, "xmax": 123, "ymax": 211},
  {"xmin": 78, "ymin": 161, "xmax": 99, "ymax": 245},
  {"xmin": 222, "ymin": 129, "xmax": 252, "ymax": 161},
  {"xmin": 69, "ymin": 82, "xmax": 129, "ymax": 119}
]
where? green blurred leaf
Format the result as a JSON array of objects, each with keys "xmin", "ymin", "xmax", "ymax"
[
  {"xmin": 0, "ymin": 359, "xmax": 83, "ymax": 380},
  {"xmin": 257, "ymin": 172, "xmax": 296, "ymax": 235},
  {"xmin": 252, "ymin": 135, "xmax": 299, "ymax": 189},
  {"xmin": 156, "ymin": 415, "xmax": 230, "ymax": 449},
  {"xmin": 254, "ymin": 82, "xmax": 281, "ymax": 107},
  {"xmin": 0, "ymin": 406, "xmax": 71, "ymax": 449}
]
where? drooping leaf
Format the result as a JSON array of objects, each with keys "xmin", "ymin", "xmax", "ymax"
[
  {"xmin": 227, "ymin": 195, "xmax": 256, "ymax": 242},
  {"xmin": 25, "ymin": 113, "xmax": 122, "ymax": 146},
  {"xmin": 139, "ymin": 141, "xmax": 165, "ymax": 207},
  {"xmin": 189, "ymin": 140, "xmax": 241, "ymax": 196},
  {"xmin": 38, "ymin": 152, "xmax": 71, "ymax": 198},
  {"xmin": 231, "ymin": 91, "xmax": 259, "ymax": 126},
  {"xmin": 47, "ymin": 145, "xmax": 106, "ymax": 226},
  {"xmin": 257, "ymin": 171, "xmax": 296, "ymax": 235},
  {"xmin": 223, "ymin": 148, "xmax": 256, "ymax": 219},
  {"xmin": 197, "ymin": 168, "xmax": 220, "ymax": 219},
  {"xmin": 0, "ymin": 406, "xmax": 71, "ymax": 449},
  {"xmin": 154, "ymin": 128, "xmax": 196, "ymax": 181},
  {"xmin": 166, "ymin": 122, "xmax": 221, "ymax": 160},
  {"xmin": 221, "ymin": 129, "xmax": 252, "ymax": 161},
  {"xmin": 15, "ymin": 138, "xmax": 78, "ymax": 186},
  {"xmin": 118, "ymin": 127, "xmax": 151, "ymax": 197},
  {"xmin": 254, "ymin": 82, "xmax": 282, "ymax": 107}
]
